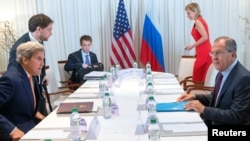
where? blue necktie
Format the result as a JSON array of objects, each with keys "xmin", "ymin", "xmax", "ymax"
[{"xmin": 85, "ymin": 55, "xmax": 91, "ymax": 65}]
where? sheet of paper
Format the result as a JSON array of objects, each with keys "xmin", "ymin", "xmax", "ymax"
[
  {"xmin": 74, "ymin": 88, "xmax": 99, "ymax": 94},
  {"xmin": 160, "ymin": 122, "xmax": 207, "ymax": 136},
  {"xmin": 22, "ymin": 130, "xmax": 69, "ymax": 139}
]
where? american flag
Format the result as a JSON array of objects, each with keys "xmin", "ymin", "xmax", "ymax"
[{"xmin": 110, "ymin": 0, "xmax": 136, "ymax": 69}]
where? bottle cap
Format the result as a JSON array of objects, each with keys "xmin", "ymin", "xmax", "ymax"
[
  {"xmin": 72, "ymin": 107, "xmax": 78, "ymax": 112},
  {"xmin": 148, "ymin": 96, "xmax": 155, "ymax": 101},
  {"xmin": 147, "ymin": 82, "xmax": 152, "ymax": 85},
  {"xmin": 150, "ymin": 118, "xmax": 157, "ymax": 124},
  {"xmin": 104, "ymin": 92, "xmax": 110, "ymax": 96}
]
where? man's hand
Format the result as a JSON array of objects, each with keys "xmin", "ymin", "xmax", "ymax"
[
  {"xmin": 10, "ymin": 128, "xmax": 24, "ymax": 141},
  {"xmin": 184, "ymin": 100, "xmax": 205, "ymax": 113},
  {"xmin": 42, "ymin": 76, "xmax": 48, "ymax": 86},
  {"xmin": 36, "ymin": 111, "xmax": 45, "ymax": 120},
  {"xmin": 176, "ymin": 93, "xmax": 195, "ymax": 102}
]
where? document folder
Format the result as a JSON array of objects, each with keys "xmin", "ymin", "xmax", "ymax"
[
  {"xmin": 156, "ymin": 101, "xmax": 188, "ymax": 112},
  {"xmin": 57, "ymin": 102, "xmax": 94, "ymax": 114}
]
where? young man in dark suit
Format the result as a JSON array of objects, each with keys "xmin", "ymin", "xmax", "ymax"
[
  {"xmin": 0, "ymin": 42, "xmax": 45, "ymax": 140},
  {"xmin": 177, "ymin": 36, "xmax": 250, "ymax": 125},
  {"xmin": 8, "ymin": 13, "xmax": 54, "ymax": 118},
  {"xmin": 64, "ymin": 35, "xmax": 103, "ymax": 85}
]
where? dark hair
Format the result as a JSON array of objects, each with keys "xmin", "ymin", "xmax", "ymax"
[
  {"xmin": 28, "ymin": 13, "xmax": 54, "ymax": 32},
  {"xmin": 214, "ymin": 36, "xmax": 237, "ymax": 52},
  {"xmin": 80, "ymin": 35, "xmax": 92, "ymax": 45}
]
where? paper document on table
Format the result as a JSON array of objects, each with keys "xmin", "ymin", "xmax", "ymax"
[
  {"xmin": 152, "ymin": 73, "xmax": 175, "ymax": 78},
  {"xmin": 160, "ymin": 122, "xmax": 207, "ymax": 136},
  {"xmin": 74, "ymin": 88, "xmax": 99, "ymax": 94},
  {"xmin": 155, "ymin": 89, "xmax": 184, "ymax": 95},
  {"xmin": 154, "ymin": 84, "xmax": 182, "ymax": 89},
  {"xmin": 84, "ymin": 80, "xmax": 99, "ymax": 85},
  {"xmin": 21, "ymin": 130, "xmax": 69, "ymax": 140},
  {"xmin": 84, "ymin": 71, "xmax": 107, "ymax": 80},
  {"xmin": 153, "ymin": 80, "xmax": 179, "ymax": 85},
  {"xmin": 68, "ymin": 93, "xmax": 98, "ymax": 99}
]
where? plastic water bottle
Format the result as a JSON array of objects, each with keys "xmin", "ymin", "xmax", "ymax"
[
  {"xmin": 145, "ymin": 82, "xmax": 154, "ymax": 99},
  {"xmin": 133, "ymin": 61, "xmax": 138, "ymax": 68},
  {"xmin": 146, "ymin": 71, "xmax": 153, "ymax": 83},
  {"xmin": 145, "ymin": 96, "xmax": 159, "ymax": 132},
  {"xmin": 70, "ymin": 107, "xmax": 81, "ymax": 141},
  {"xmin": 148, "ymin": 117, "xmax": 161, "ymax": 141},
  {"xmin": 146, "ymin": 62, "xmax": 151, "ymax": 72},
  {"xmin": 110, "ymin": 65, "xmax": 116, "ymax": 82},
  {"xmin": 115, "ymin": 63, "xmax": 121, "ymax": 71},
  {"xmin": 99, "ymin": 77, "xmax": 105, "ymax": 98},
  {"xmin": 147, "ymin": 96, "xmax": 157, "ymax": 116},
  {"xmin": 106, "ymin": 71, "xmax": 112, "ymax": 89},
  {"xmin": 102, "ymin": 92, "xmax": 111, "ymax": 119}
]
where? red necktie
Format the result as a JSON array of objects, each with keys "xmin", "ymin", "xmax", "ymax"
[
  {"xmin": 29, "ymin": 76, "xmax": 36, "ymax": 109},
  {"xmin": 212, "ymin": 73, "xmax": 223, "ymax": 106}
]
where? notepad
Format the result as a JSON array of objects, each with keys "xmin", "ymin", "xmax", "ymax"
[
  {"xmin": 57, "ymin": 102, "xmax": 94, "ymax": 114},
  {"xmin": 156, "ymin": 101, "xmax": 188, "ymax": 112}
]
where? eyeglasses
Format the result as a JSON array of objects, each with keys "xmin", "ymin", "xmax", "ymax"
[{"xmin": 209, "ymin": 51, "xmax": 229, "ymax": 57}]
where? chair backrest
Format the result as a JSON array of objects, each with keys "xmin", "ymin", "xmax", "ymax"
[
  {"xmin": 204, "ymin": 64, "xmax": 218, "ymax": 87},
  {"xmin": 177, "ymin": 55, "xmax": 196, "ymax": 82},
  {"xmin": 58, "ymin": 60, "xmax": 71, "ymax": 82}
]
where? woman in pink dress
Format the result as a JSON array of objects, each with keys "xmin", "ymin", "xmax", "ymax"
[{"xmin": 185, "ymin": 2, "xmax": 212, "ymax": 83}]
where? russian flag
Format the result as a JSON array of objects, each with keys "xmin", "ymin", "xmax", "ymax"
[{"xmin": 140, "ymin": 0, "xmax": 165, "ymax": 72}]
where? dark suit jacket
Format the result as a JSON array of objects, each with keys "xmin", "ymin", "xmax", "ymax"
[
  {"xmin": 64, "ymin": 49, "xmax": 99, "ymax": 82},
  {"xmin": 196, "ymin": 61, "xmax": 250, "ymax": 124},
  {"xmin": 0, "ymin": 64, "xmax": 41, "ymax": 137},
  {"xmin": 7, "ymin": 32, "xmax": 47, "ymax": 116}
]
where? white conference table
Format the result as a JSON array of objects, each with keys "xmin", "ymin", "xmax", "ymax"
[{"xmin": 21, "ymin": 69, "xmax": 207, "ymax": 141}]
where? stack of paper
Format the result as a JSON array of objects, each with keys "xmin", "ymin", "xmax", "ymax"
[
  {"xmin": 160, "ymin": 122, "xmax": 207, "ymax": 136},
  {"xmin": 84, "ymin": 71, "xmax": 107, "ymax": 80}
]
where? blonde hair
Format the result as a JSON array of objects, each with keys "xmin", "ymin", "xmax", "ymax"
[
  {"xmin": 16, "ymin": 41, "xmax": 44, "ymax": 63},
  {"xmin": 185, "ymin": 2, "xmax": 202, "ymax": 17}
]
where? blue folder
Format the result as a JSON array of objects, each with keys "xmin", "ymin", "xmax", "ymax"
[{"xmin": 156, "ymin": 101, "xmax": 188, "ymax": 112}]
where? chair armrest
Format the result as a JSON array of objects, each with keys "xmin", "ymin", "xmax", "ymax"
[
  {"xmin": 186, "ymin": 85, "xmax": 214, "ymax": 94},
  {"xmin": 180, "ymin": 77, "xmax": 204, "ymax": 90}
]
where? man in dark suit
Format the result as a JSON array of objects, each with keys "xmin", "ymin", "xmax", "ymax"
[
  {"xmin": 0, "ymin": 42, "xmax": 45, "ymax": 140},
  {"xmin": 177, "ymin": 36, "xmax": 250, "ymax": 125},
  {"xmin": 8, "ymin": 13, "xmax": 54, "ymax": 118},
  {"xmin": 64, "ymin": 35, "xmax": 103, "ymax": 85}
]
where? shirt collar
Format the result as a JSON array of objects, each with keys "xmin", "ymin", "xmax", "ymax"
[
  {"xmin": 28, "ymin": 32, "xmax": 39, "ymax": 42},
  {"xmin": 220, "ymin": 59, "xmax": 237, "ymax": 80}
]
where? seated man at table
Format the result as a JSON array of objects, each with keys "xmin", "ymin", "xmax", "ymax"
[
  {"xmin": 0, "ymin": 42, "xmax": 45, "ymax": 140},
  {"xmin": 64, "ymin": 35, "xmax": 104, "ymax": 85},
  {"xmin": 177, "ymin": 36, "xmax": 250, "ymax": 125}
]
